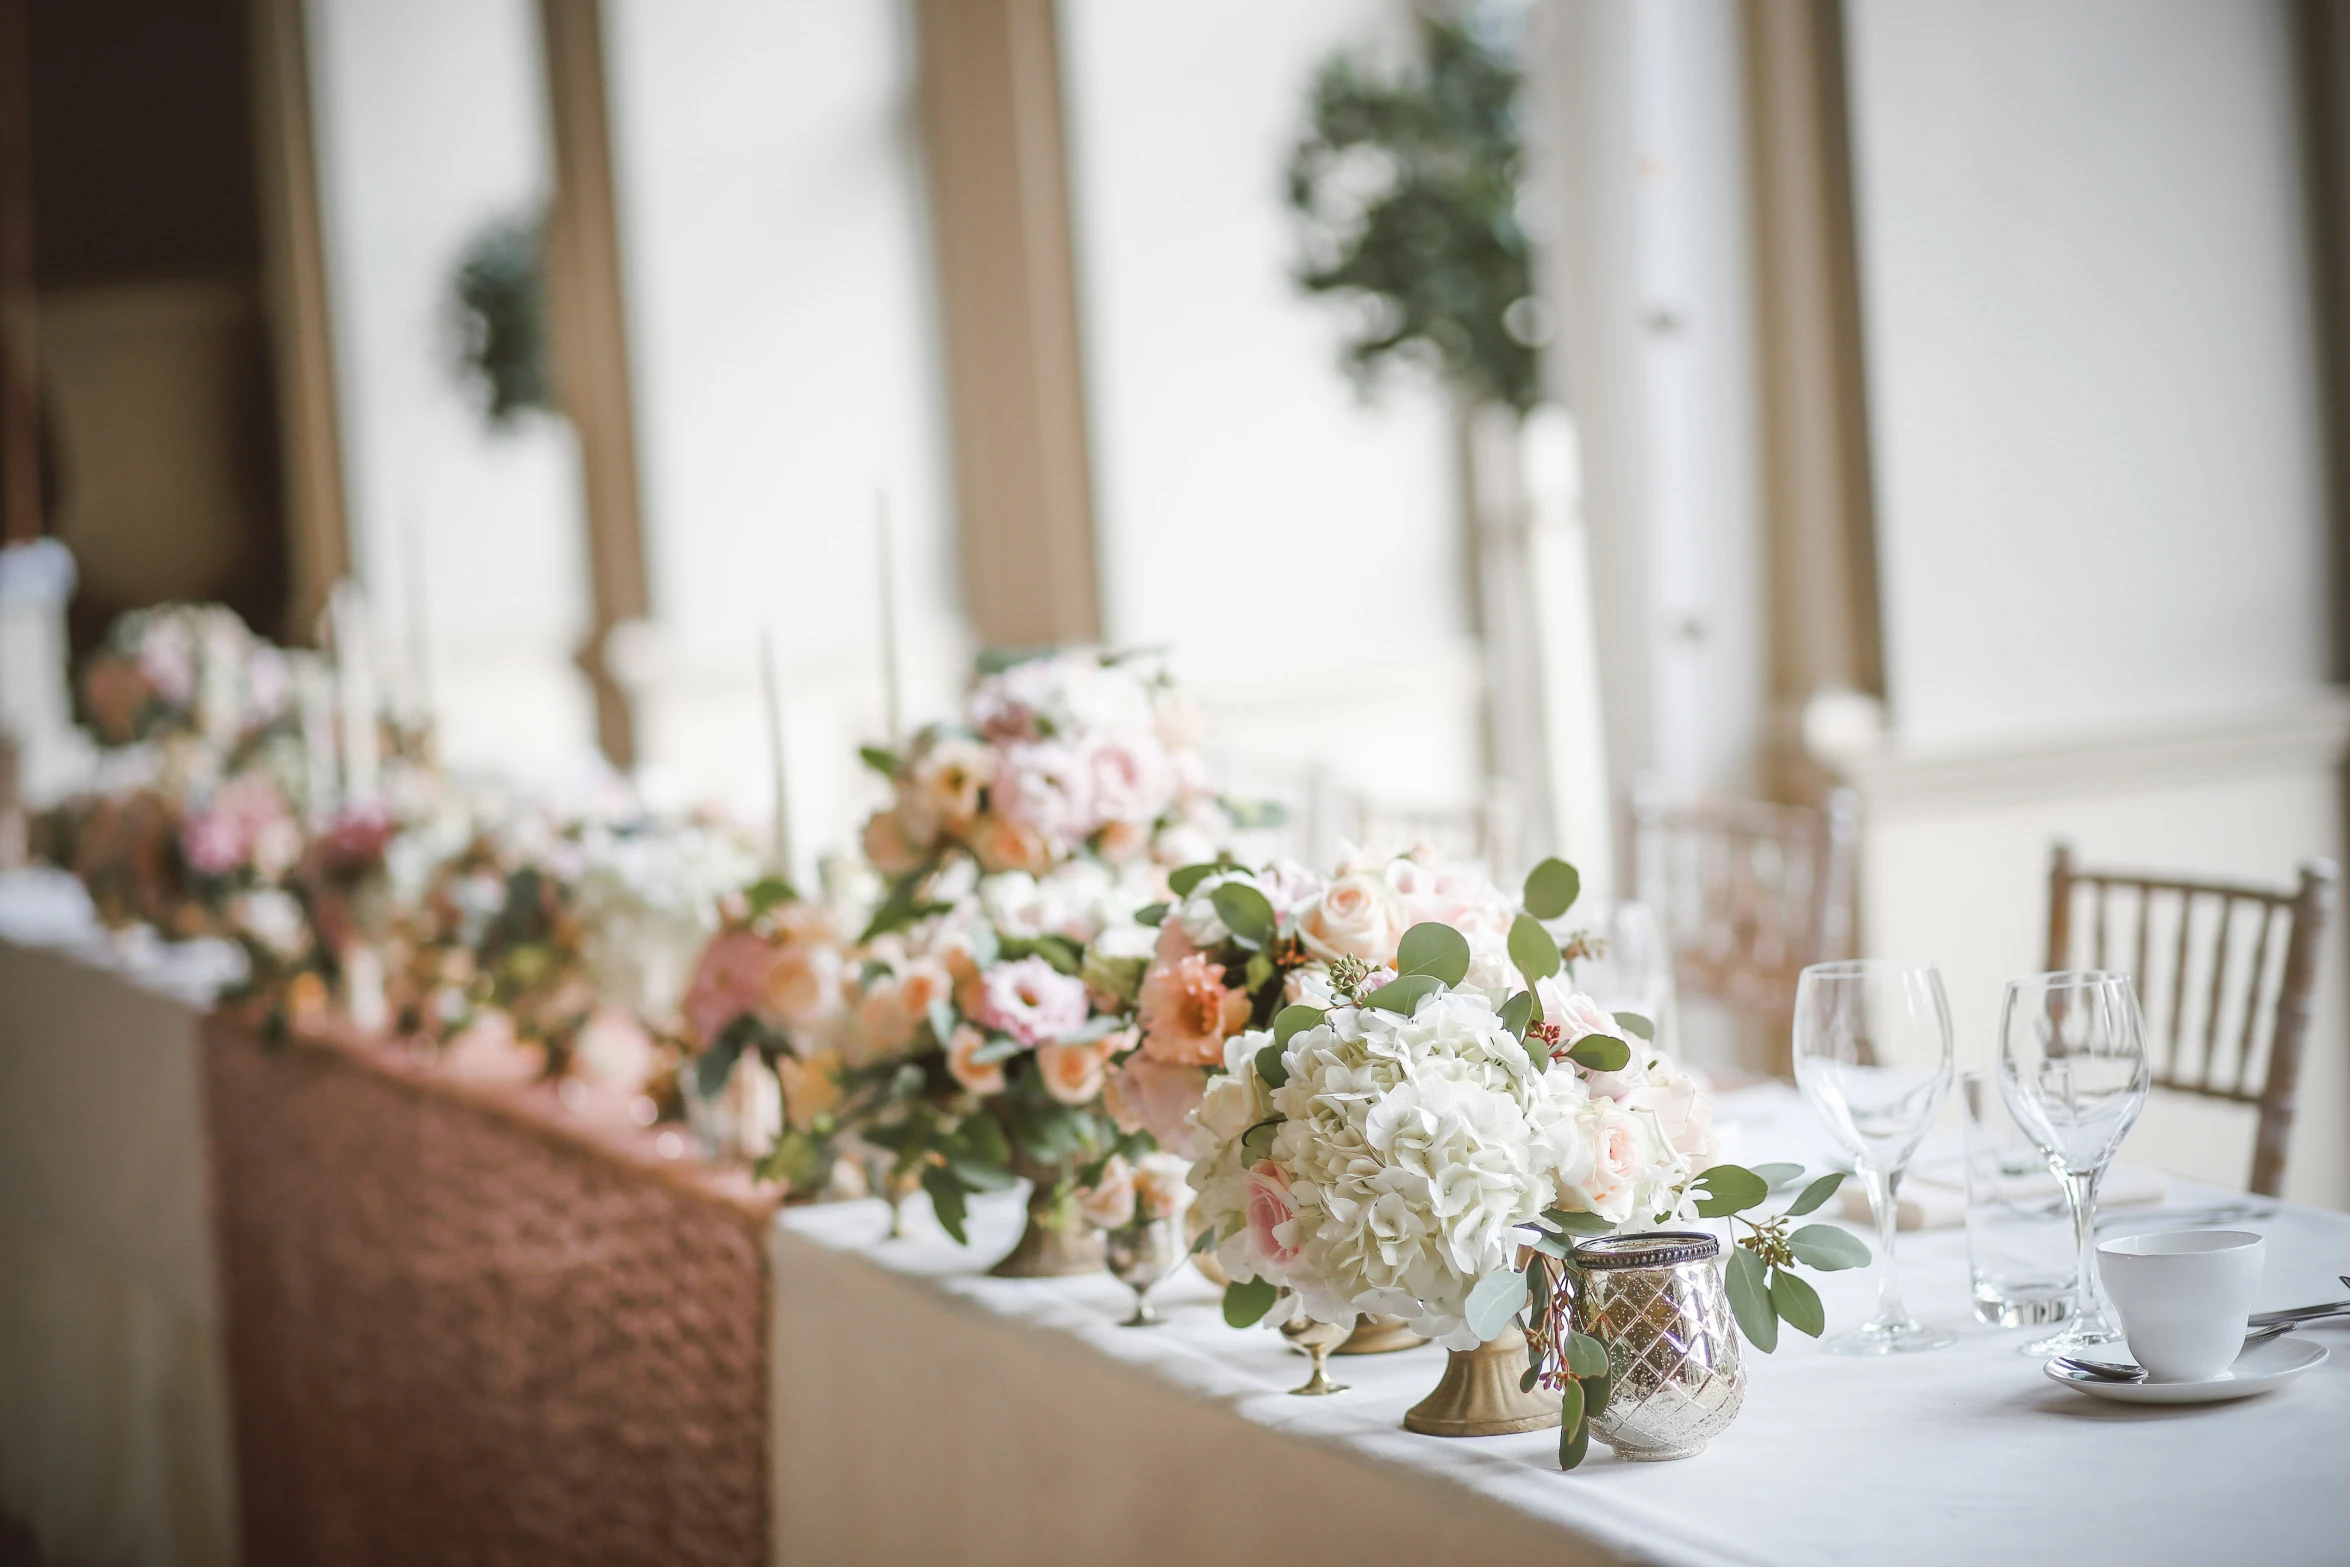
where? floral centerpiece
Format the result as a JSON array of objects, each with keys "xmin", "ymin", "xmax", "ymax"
[
  {"xmin": 1185, "ymin": 856, "xmax": 1864, "ymax": 1463},
  {"xmin": 819, "ymin": 651, "xmax": 1236, "ymax": 1272}
]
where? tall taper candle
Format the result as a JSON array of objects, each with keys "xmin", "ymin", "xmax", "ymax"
[
  {"xmin": 875, "ymin": 489, "xmax": 904, "ymax": 746},
  {"xmin": 329, "ymin": 582, "xmax": 381, "ymax": 804},
  {"xmin": 760, "ymin": 624, "xmax": 794, "ymax": 881},
  {"xmin": 295, "ymin": 651, "xmax": 338, "ymax": 828}
]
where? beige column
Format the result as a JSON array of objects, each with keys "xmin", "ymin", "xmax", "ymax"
[
  {"xmin": 915, "ymin": 0, "xmax": 1100, "ymax": 649},
  {"xmin": 249, "ymin": 0, "xmax": 350, "ymax": 639},
  {"xmin": 539, "ymin": 0, "xmax": 651, "ymax": 769},
  {"xmin": 1745, "ymin": 0, "xmax": 1882, "ymax": 774}
]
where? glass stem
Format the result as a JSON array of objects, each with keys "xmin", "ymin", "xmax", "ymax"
[
  {"xmin": 2060, "ymin": 1165, "xmax": 2104, "ymax": 1323},
  {"xmin": 1863, "ymin": 1163, "xmax": 1907, "ymax": 1329}
]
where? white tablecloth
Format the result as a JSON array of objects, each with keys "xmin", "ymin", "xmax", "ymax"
[
  {"xmin": 769, "ymin": 1084, "xmax": 2350, "ymax": 1567},
  {"xmin": 0, "ymin": 871, "xmax": 239, "ymax": 1567}
]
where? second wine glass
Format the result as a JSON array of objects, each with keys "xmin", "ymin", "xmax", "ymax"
[
  {"xmin": 1997, "ymin": 971, "xmax": 2150, "ymax": 1356},
  {"xmin": 1792, "ymin": 959, "xmax": 1958, "ymax": 1354}
]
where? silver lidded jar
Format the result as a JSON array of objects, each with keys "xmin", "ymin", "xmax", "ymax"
[{"xmin": 1571, "ymin": 1231, "xmax": 1746, "ymax": 1461}]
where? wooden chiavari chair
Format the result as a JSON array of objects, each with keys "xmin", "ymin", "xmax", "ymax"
[
  {"xmin": 1632, "ymin": 777, "xmax": 1860, "ymax": 1075},
  {"xmin": 2046, "ymin": 844, "xmax": 2338, "ymax": 1197}
]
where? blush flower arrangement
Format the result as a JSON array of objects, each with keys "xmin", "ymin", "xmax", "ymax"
[{"xmin": 820, "ymin": 652, "xmax": 1237, "ymax": 1259}]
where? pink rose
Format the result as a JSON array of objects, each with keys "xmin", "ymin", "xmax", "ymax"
[
  {"xmin": 992, "ymin": 740, "xmax": 1096, "ymax": 849},
  {"xmin": 1084, "ymin": 734, "xmax": 1175, "ymax": 827},
  {"xmin": 682, "ymin": 929, "xmax": 778, "ymax": 1048},
  {"xmin": 973, "ymin": 956, "xmax": 1091, "ymax": 1048},
  {"xmin": 1244, "ymin": 1160, "xmax": 1300, "ymax": 1269},
  {"xmin": 1137, "ymin": 952, "xmax": 1252, "ymax": 1067},
  {"xmin": 181, "ymin": 805, "xmax": 250, "ymax": 877},
  {"xmin": 946, "ymin": 1023, "xmax": 1006, "ymax": 1096},
  {"xmin": 1035, "ymin": 1038, "xmax": 1112, "ymax": 1106}
]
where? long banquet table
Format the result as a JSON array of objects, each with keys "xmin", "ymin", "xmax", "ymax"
[
  {"xmin": 7, "ymin": 868, "xmax": 2348, "ymax": 1567},
  {"xmin": 770, "ymin": 1085, "xmax": 2350, "ymax": 1567}
]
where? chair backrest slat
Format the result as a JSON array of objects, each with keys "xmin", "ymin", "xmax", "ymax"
[{"xmin": 2045, "ymin": 843, "xmax": 2337, "ymax": 1197}]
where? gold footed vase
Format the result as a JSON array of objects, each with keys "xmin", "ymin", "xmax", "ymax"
[
  {"xmin": 1336, "ymin": 1313, "xmax": 1427, "ymax": 1355},
  {"xmin": 989, "ymin": 1180, "xmax": 1106, "ymax": 1278},
  {"xmin": 1403, "ymin": 1325, "xmax": 1560, "ymax": 1437}
]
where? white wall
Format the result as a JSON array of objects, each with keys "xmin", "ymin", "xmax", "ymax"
[
  {"xmin": 601, "ymin": 0, "xmax": 961, "ymax": 857},
  {"xmin": 308, "ymin": 0, "xmax": 600, "ymax": 779},
  {"xmin": 1057, "ymin": 0, "xmax": 1482, "ymax": 816},
  {"xmin": 1845, "ymin": 0, "xmax": 2329, "ymax": 745},
  {"xmin": 1840, "ymin": 0, "xmax": 2348, "ymax": 1206}
]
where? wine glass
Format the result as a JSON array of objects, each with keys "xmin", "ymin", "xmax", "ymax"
[
  {"xmin": 1997, "ymin": 971, "xmax": 2149, "ymax": 1355},
  {"xmin": 1792, "ymin": 959, "xmax": 1959, "ymax": 1354}
]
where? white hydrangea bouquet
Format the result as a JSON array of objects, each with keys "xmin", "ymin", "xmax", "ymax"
[{"xmin": 1188, "ymin": 857, "xmax": 1867, "ymax": 1466}]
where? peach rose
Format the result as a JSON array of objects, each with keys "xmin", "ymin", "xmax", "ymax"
[
  {"xmin": 967, "ymin": 812, "xmax": 1050, "ymax": 875},
  {"xmin": 1035, "ymin": 1037, "xmax": 1112, "ymax": 1106},
  {"xmin": 758, "ymin": 940, "xmax": 843, "ymax": 1033},
  {"xmin": 863, "ymin": 810, "xmax": 928, "ymax": 876},
  {"xmin": 1137, "ymin": 951, "xmax": 1252, "ymax": 1067},
  {"xmin": 1296, "ymin": 871, "xmax": 1406, "ymax": 966},
  {"xmin": 777, "ymin": 1049, "xmax": 842, "ymax": 1131},
  {"xmin": 1077, "ymin": 1154, "xmax": 1136, "ymax": 1230},
  {"xmin": 946, "ymin": 1023, "xmax": 1005, "ymax": 1095},
  {"xmin": 902, "ymin": 737, "xmax": 995, "ymax": 841},
  {"xmin": 1101, "ymin": 1055, "xmax": 1208, "ymax": 1146}
]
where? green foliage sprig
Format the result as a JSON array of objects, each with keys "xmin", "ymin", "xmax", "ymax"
[{"xmin": 1286, "ymin": 7, "xmax": 1543, "ymax": 411}]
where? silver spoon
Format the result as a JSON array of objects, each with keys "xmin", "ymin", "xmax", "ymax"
[{"xmin": 2052, "ymin": 1321, "xmax": 2293, "ymax": 1383}]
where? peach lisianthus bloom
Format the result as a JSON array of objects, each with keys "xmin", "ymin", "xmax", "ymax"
[
  {"xmin": 901, "ymin": 737, "xmax": 995, "ymax": 842},
  {"xmin": 946, "ymin": 1023, "xmax": 1005, "ymax": 1095},
  {"xmin": 758, "ymin": 940, "xmax": 844, "ymax": 1034},
  {"xmin": 1035, "ymin": 1037, "xmax": 1113, "ymax": 1106},
  {"xmin": 1137, "ymin": 951, "xmax": 1251, "ymax": 1067},
  {"xmin": 777, "ymin": 1049, "xmax": 843, "ymax": 1132}
]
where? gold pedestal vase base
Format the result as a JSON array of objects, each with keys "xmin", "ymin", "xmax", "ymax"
[
  {"xmin": 1335, "ymin": 1313, "xmax": 1428, "ymax": 1355},
  {"xmin": 1402, "ymin": 1326, "xmax": 1560, "ymax": 1437},
  {"xmin": 989, "ymin": 1196, "xmax": 1105, "ymax": 1278}
]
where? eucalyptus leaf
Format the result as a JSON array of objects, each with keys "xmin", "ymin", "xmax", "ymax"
[
  {"xmin": 1523, "ymin": 858, "xmax": 1582, "ymax": 920},
  {"xmin": 1747, "ymin": 1161, "xmax": 1806, "ymax": 1189},
  {"xmin": 1783, "ymin": 1171, "xmax": 1849, "ymax": 1217},
  {"xmin": 1135, "ymin": 901, "xmax": 1169, "ymax": 927},
  {"xmin": 1541, "ymin": 1206, "xmax": 1616, "ymax": 1237},
  {"xmin": 969, "ymin": 1033, "xmax": 1025, "ymax": 1065},
  {"xmin": 1519, "ymin": 1365, "xmax": 1541, "ymax": 1394},
  {"xmin": 1253, "ymin": 1042, "xmax": 1288, "ymax": 1090},
  {"xmin": 1788, "ymin": 1224, "xmax": 1872, "ymax": 1272},
  {"xmin": 1565, "ymin": 1033, "xmax": 1631, "ymax": 1074},
  {"xmin": 1610, "ymin": 1011, "xmax": 1655, "ymax": 1042},
  {"xmin": 1558, "ymin": 1380, "xmax": 1589, "ymax": 1469},
  {"xmin": 1565, "ymin": 1331, "xmax": 1611, "ymax": 1379},
  {"xmin": 1692, "ymin": 1164, "xmax": 1771, "ymax": 1218},
  {"xmin": 1584, "ymin": 1370, "xmax": 1610, "ymax": 1420},
  {"xmin": 921, "ymin": 1164, "xmax": 970, "ymax": 1247},
  {"xmin": 1396, "ymin": 921, "xmax": 1472, "ymax": 986},
  {"xmin": 1507, "ymin": 913, "xmax": 1561, "ymax": 988},
  {"xmin": 1240, "ymin": 1118, "xmax": 1281, "ymax": 1162},
  {"xmin": 1497, "ymin": 989, "xmax": 1535, "ymax": 1041},
  {"xmin": 1189, "ymin": 1221, "xmax": 1222, "ymax": 1256},
  {"xmin": 1463, "ymin": 1267, "xmax": 1531, "ymax": 1342},
  {"xmin": 1770, "ymin": 1267, "xmax": 1827, "ymax": 1338},
  {"xmin": 1212, "ymin": 882, "xmax": 1278, "ymax": 947},
  {"xmin": 1727, "ymin": 1245, "xmax": 1778, "ymax": 1352},
  {"xmin": 1274, "ymin": 1003, "xmax": 1325, "ymax": 1048},
  {"xmin": 1167, "ymin": 863, "xmax": 1219, "ymax": 897},
  {"xmin": 1362, "ymin": 974, "xmax": 1442, "ymax": 1016},
  {"xmin": 958, "ymin": 1110, "xmax": 1011, "ymax": 1172},
  {"xmin": 1223, "ymin": 1276, "xmax": 1279, "ymax": 1329},
  {"xmin": 926, "ymin": 998, "xmax": 957, "ymax": 1050},
  {"xmin": 692, "ymin": 1035, "xmax": 744, "ymax": 1103},
  {"xmin": 743, "ymin": 875, "xmax": 796, "ymax": 915}
]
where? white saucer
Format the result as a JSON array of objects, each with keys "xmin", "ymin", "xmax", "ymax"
[{"xmin": 2044, "ymin": 1335, "xmax": 2328, "ymax": 1404}]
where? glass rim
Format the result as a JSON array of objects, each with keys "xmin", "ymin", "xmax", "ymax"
[
  {"xmin": 1799, "ymin": 958, "xmax": 1942, "ymax": 979},
  {"xmin": 2001, "ymin": 969, "xmax": 2136, "ymax": 992}
]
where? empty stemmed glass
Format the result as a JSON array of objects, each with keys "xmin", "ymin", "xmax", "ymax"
[
  {"xmin": 1792, "ymin": 959, "xmax": 1959, "ymax": 1354},
  {"xmin": 1997, "ymin": 971, "xmax": 2150, "ymax": 1355}
]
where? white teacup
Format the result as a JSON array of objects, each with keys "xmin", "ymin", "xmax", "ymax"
[{"xmin": 2096, "ymin": 1230, "xmax": 2266, "ymax": 1382}]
